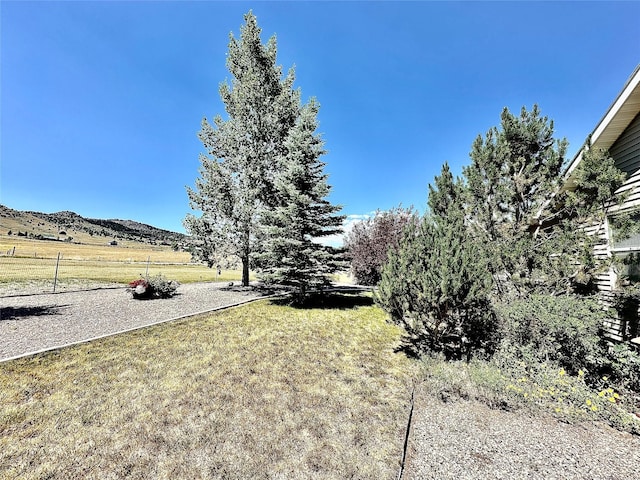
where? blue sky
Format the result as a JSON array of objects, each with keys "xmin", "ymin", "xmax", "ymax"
[{"xmin": 2, "ymin": 1, "xmax": 639, "ymax": 240}]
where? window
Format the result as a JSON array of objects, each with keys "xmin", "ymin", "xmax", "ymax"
[
  {"xmin": 610, "ymin": 211, "xmax": 640, "ymax": 252},
  {"xmin": 610, "ymin": 211, "xmax": 640, "ymax": 284},
  {"xmin": 616, "ymin": 252, "xmax": 640, "ymax": 283}
]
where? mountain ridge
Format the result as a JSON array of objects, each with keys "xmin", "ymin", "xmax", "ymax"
[{"xmin": 0, "ymin": 204, "xmax": 187, "ymax": 246}]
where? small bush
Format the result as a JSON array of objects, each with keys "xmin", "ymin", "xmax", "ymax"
[
  {"xmin": 148, "ymin": 274, "xmax": 180, "ymax": 298},
  {"xmin": 601, "ymin": 342, "xmax": 640, "ymax": 395},
  {"xmin": 128, "ymin": 275, "xmax": 179, "ymax": 299},
  {"xmin": 613, "ymin": 285, "xmax": 640, "ymax": 340},
  {"xmin": 377, "ymin": 214, "xmax": 496, "ymax": 360},
  {"xmin": 420, "ymin": 356, "xmax": 640, "ymax": 434},
  {"xmin": 494, "ymin": 294, "xmax": 606, "ymax": 375},
  {"xmin": 499, "ymin": 361, "xmax": 640, "ymax": 433}
]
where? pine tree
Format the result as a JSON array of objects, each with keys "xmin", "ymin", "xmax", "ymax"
[
  {"xmin": 377, "ymin": 163, "xmax": 495, "ymax": 358},
  {"xmin": 255, "ymin": 100, "xmax": 345, "ymax": 302},
  {"xmin": 463, "ymin": 105, "xmax": 628, "ymax": 296},
  {"xmin": 463, "ymin": 105, "xmax": 568, "ymax": 296},
  {"xmin": 185, "ymin": 11, "xmax": 300, "ymax": 286}
]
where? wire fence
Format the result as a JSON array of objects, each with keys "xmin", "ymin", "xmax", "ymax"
[{"xmin": 0, "ymin": 251, "xmax": 230, "ymax": 297}]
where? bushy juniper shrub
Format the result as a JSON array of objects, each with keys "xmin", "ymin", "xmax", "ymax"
[
  {"xmin": 377, "ymin": 164, "xmax": 497, "ymax": 360},
  {"xmin": 493, "ymin": 294, "xmax": 606, "ymax": 376},
  {"xmin": 128, "ymin": 275, "xmax": 179, "ymax": 299},
  {"xmin": 149, "ymin": 274, "xmax": 179, "ymax": 298}
]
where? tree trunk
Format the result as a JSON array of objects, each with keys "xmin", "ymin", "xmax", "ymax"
[
  {"xmin": 241, "ymin": 229, "xmax": 251, "ymax": 287},
  {"xmin": 242, "ymin": 256, "xmax": 250, "ymax": 287}
]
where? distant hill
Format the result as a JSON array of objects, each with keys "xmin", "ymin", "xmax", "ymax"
[{"xmin": 0, "ymin": 204, "xmax": 188, "ymax": 247}]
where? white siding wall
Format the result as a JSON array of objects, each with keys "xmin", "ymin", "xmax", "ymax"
[
  {"xmin": 598, "ymin": 112, "xmax": 640, "ymax": 341},
  {"xmin": 609, "ymin": 111, "xmax": 640, "ymax": 217}
]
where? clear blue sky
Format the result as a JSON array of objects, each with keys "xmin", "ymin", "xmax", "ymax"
[{"xmin": 2, "ymin": 1, "xmax": 639, "ymax": 239}]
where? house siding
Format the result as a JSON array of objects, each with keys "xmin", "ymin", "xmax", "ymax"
[
  {"xmin": 565, "ymin": 67, "xmax": 640, "ymax": 343},
  {"xmin": 610, "ymin": 111, "xmax": 640, "ymax": 176},
  {"xmin": 598, "ymin": 111, "xmax": 640, "ymax": 341},
  {"xmin": 609, "ymin": 110, "xmax": 640, "ymax": 252}
]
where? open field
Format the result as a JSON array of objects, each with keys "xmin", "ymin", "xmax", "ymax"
[
  {"xmin": 0, "ymin": 235, "xmax": 191, "ymax": 262},
  {"xmin": 0, "ymin": 295, "xmax": 415, "ymax": 479},
  {"xmin": 0, "ymin": 236, "xmax": 247, "ymax": 291},
  {"xmin": 0, "ymin": 256, "xmax": 239, "ymax": 285}
]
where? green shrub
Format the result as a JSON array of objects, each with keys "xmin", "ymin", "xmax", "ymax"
[
  {"xmin": 128, "ymin": 275, "xmax": 179, "ymax": 299},
  {"xmin": 613, "ymin": 285, "xmax": 640, "ymax": 340},
  {"xmin": 494, "ymin": 294, "xmax": 606, "ymax": 375},
  {"xmin": 498, "ymin": 361, "xmax": 640, "ymax": 433},
  {"xmin": 147, "ymin": 274, "xmax": 179, "ymax": 298},
  {"xmin": 377, "ymin": 164, "xmax": 497, "ymax": 360},
  {"xmin": 602, "ymin": 342, "xmax": 640, "ymax": 394},
  {"xmin": 420, "ymin": 356, "xmax": 640, "ymax": 434}
]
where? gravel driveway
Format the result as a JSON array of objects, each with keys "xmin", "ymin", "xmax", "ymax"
[
  {"xmin": 0, "ymin": 282, "xmax": 270, "ymax": 361},
  {"xmin": 403, "ymin": 384, "xmax": 640, "ymax": 480}
]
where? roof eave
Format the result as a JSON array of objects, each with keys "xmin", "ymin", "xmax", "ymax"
[{"xmin": 564, "ymin": 65, "xmax": 640, "ymax": 186}]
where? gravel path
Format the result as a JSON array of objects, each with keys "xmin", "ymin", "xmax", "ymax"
[
  {"xmin": 0, "ymin": 282, "xmax": 270, "ymax": 361},
  {"xmin": 404, "ymin": 384, "xmax": 640, "ymax": 479}
]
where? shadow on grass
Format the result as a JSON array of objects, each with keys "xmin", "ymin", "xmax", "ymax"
[
  {"xmin": 1, "ymin": 305, "xmax": 69, "ymax": 321},
  {"xmin": 271, "ymin": 292, "xmax": 375, "ymax": 310},
  {"xmin": 393, "ymin": 342, "xmax": 423, "ymax": 360}
]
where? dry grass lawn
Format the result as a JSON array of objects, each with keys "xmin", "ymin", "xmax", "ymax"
[{"xmin": 0, "ymin": 295, "xmax": 415, "ymax": 479}]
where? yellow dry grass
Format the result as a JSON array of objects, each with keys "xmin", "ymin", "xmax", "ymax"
[
  {"xmin": 0, "ymin": 214, "xmax": 177, "ymax": 247},
  {"xmin": 0, "ymin": 256, "xmax": 240, "ymax": 285},
  {"xmin": 0, "ymin": 235, "xmax": 191, "ymax": 262},
  {"xmin": 0, "ymin": 236, "xmax": 248, "ymax": 286},
  {"xmin": 0, "ymin": 296, "xmax": 416, "ymax": 479}
]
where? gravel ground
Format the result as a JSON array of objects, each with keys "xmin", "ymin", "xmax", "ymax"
[
  {"xmin": 0, "ymin": 282, "xmax": 270, "ymax": 361},
  {"xmin": 404, "ymin": 384, "xmax": 640, "ymax": 480}
]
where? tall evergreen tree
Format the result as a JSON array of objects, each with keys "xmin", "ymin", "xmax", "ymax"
[
  {"xmin": 185, "ymin": 12, "xmax": 299, "ymax": 286},
  {"xmin": 463, "ymin": 105, "xmax": 568, "ymax": 296},
  {"xmin": 255, "ymin": 100, "xmax": 345, "ymax": 302},
  {"xmin": 463, "ymin": 105, "xmax": 628, "ymax": 296}
]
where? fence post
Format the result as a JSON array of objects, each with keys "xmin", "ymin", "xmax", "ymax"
[
  {"xmin": 145, "ymin": 256, "xmax": 150, "ymax": 278},
  {"xmin": 53, "ymin": 252, "xmax": 61, "ymax": 293}
]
